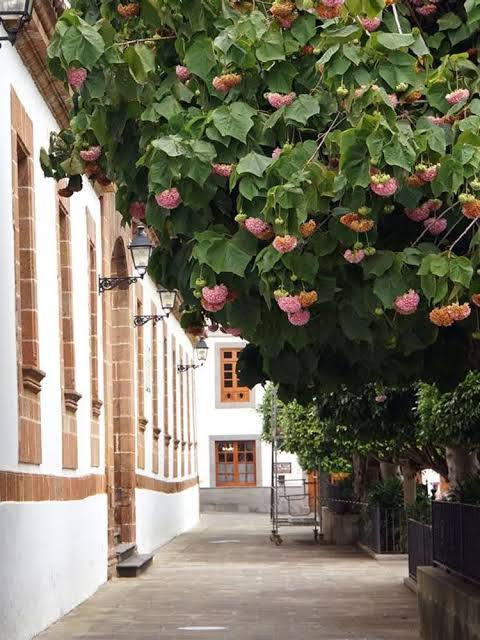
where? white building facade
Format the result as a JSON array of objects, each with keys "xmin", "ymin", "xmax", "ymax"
[
  {"xmin": 0, "ymin": 5, "xmax": 199, "ymax": 640},
  {"xmin": 196, "ymin": 333, "xmax": 302, "ymax": 513}
]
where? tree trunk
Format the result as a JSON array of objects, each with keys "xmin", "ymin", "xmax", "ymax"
[
  {"xmin": 380, "ymin": 461, "xmax": 400, "ymax": 480},
  {"xmin": 445, "ymin": 447, "xmax": 480, "ymax": 491},
  {"xmin": 352, "ymin": 453, "xmax": 368, "ymax": 501},
  {"xmin": 401, "ymin": 463, "xmax": 417, "ymax": 506}
]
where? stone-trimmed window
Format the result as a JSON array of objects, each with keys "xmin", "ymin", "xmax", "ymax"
[
  {"xmin": 152, "ymin": 303, "xmax": 160, "ymax": 474},
  {"xmin": 58, "ymin": 199, "xmax": 81, "ymax": 469},
  {"xmin": 172, "ymin": 336, "xmax": 179, "ymax": 478},
  {"xmin": 219, "ymin": 348, "xmax": 250, "ymax": 404},
  {"xmin": 215, "ymin": 440, "xmax": 256, "ymax": 486},
  {"xmin": 87, "ymin": 211, "xmax": 101, "ymax": 466},
  {"xmin": 136, "ymin": 297, "xmax": 147, "ymax": 469},
  {"xmin": 179, "ymin": 345, "xmax": 186, "ymax": 478},
  {"xmin": 11, "ymin": 88, "xmax": 45, "ymax": 465},
  {"xmin": 163, "ymin": 322, "xmax": 171, "ymax": 477}
]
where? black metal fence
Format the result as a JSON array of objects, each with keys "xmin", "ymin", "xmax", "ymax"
[
  {"xmin": 408, "ymin": 519, "xmax": 432, "ymax": 580},
  {"xmin": 432, "ymin": 501, "xmax": 480, "ymax": 585},
  {"xmin": 360, "ymin": 507, "xmax": 407, "ymax": 554}
]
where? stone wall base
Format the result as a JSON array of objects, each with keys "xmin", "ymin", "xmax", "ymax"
[{"xmin": 418, "ymin": 566, "xmax": 480, "ymax": 640}]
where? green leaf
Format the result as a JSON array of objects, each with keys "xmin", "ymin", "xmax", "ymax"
[
  {"xmin": 61, "ymin": 24, "xmax": 105, "ymax": 69},
  {"xmin": 339, "ymin": 308, "xmax": 372, "ymax": 342},
  {"xmin": 212, "ymin": 102, "xmax": 256, "ymax": 143},
  {"xmin": 184, "ymin": 36, "xmax": 216, "ymax": 81},
  {"xmin": 377, "ymin": 33, "xmax": 415, "ymax": 50},
  {"xmin": 123, "ymin": 44, "xmax": 156, "ymax": 84},
  {"xmin": 346, "ymin": 0, "xmax": 385, "ymax": 18},
  {"xmin": 363, "ymin": 251, "xmax": 395, "ymax": 277},
  {"xmin": 284, "ymin": 95, "xmax": 320, "ymax": 125},
  {"xmin": 282, "ymin": 252, "xmax": 319, "ymax": 284},
  {"xmin": 437, "ymin": 12, "xmax": 463, "ymax": 31},
  {"xmin": 383, "ymin": 136, "xmax": 416, "ymax": 171},
  {"xmin": 317, "ymin": 45, "xmax": 340, "ymax": 66},
  {"xmin": 449, "ymin": 256, "xmax": 473, "ymax": 287},
  {"xmin": 237, "ymin": 151, "xmax": 273, "ymax": 177},
  {"xmin": 290, "ymin": 13, "xmax": 317, "ymax": 45},
  {"xmin": 340, "ymin": 128, "xmax": 370, "ymax": 188},
  {"xmin": 266, "ymin": 61, "xmax": 298, "ymax": 93},
  {"xmin": 193, "ymin": 232, "xmax": 253, "ymax": 277},
  {"xmin": 310, "ymin": 232, "xmax": 338, "ymax": 257},
  {"xmin": 421, "ymin": 273, "xmax": 437, "ymax": 302},
  {"xmin": 256, "ymin": 27, "xmax": 285, "ymax": 62},
  {"xmin": 151, "ymin": 135, "xmax": 185, "ymax": 157},
  {"xmin": 373, "ymin": 270, "xmax": 407, "ymax": 307},
  {"xmin": 255, "ymin": 245, "xmax": 282, "ymax": 274},
  {"xmin": 430, "ymin": 255, "xmax": 450, "ymax": 277}
]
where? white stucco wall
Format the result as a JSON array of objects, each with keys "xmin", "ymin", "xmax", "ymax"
[
  {"xmin": 135, "ymin": 485, "xmax": 199, "ymax": 553},
  {"xmin": 0, "ymin": 494, "xmax": 108, "ymax": 640},
  {"xmin": 195, "ymin": 334, "xmax": 303, "ymax": 489},
  {"xmin": 0, "ymin": 34, "xmax": 108, "ymax": 640},
  {"xmin": 0, "ymin": 39, "xmax": 104, "ymax": 478}
]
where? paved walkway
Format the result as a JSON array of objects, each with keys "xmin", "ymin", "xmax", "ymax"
[{"xmin": 38, "ymin": 514, "xmax": 419, "ymax": 640}]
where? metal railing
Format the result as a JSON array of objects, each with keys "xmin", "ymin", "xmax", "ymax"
[
  {"xmin": 359, "ymin": 507, "xmax": 407, "ymax": 554},
  {"xmin": 408, "ymin": 519, "xmax": 432, "ymax": 580},
  {"xmin": 432, "ymin": 501, "xmax": 480, "ymax": 585}
]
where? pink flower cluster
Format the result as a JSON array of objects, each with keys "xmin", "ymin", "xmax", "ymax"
[
  {"xmin": 276, "ymin": 295, "xmax": 310, "ymax": 325},
  {"xmin": 272, "ymin": 147, "xmax": 283, "ymax": 160},
  {"xmin": 416, "ymin": 3, "xmax": 437, "ymax": 15},
  {"xmin": 423, "ymin": 217, "xmax": 447, "ymax": 236},
  {"xmin": 278, "ymin": 15, "xmax": 297, "ymax": 28},
  {"xmin": 129, "ymin": 201, "xmax": 146, "ymax": 220},
  {"xmin": 375, "ymin": 394, "xmax": 387, "ymax": 404},
  {"xmin": 361, "ymin": 16, "xmax": 381, "ymax": 31},
  {"xmin": 201, "ymin": 284, "xmax": 229, "ymax": 312},
  {"xmin": 446, "ymin": 89, "xmax": 470, "ymax": 105},
  {"xmin": 67, "ymin": 68, "xmax": 88, "ymax": 91},
  {"xmin": 389, "ymin": 93, "xmax": 399, "ymax": 108},
  {"xmin": 155, "ymin": 188, "xmax": 182, "ymax": 210},
  {"xmin": 266, "ymin": 92, "xmax": 297, "ymax": 109},
  {"xmin": 323, "ymin": 0, "xmax": 344, "ymax": 6},
  {"xmin": 212, "ymin": 163, "xmax": 233, "ymax": 177},
  {"xmin": 405, "ymin": 199, "xmax": 441, "ymax": 222},
  {"xmin": 277, "ymin": 296, "xmax": 302, "ymax": 314},
  {"xmin": 343, "ymin": 249, "xmax": 365, "ymax": 264},
  {"xmin": 394, "ymin": 290, "xmax": 420, "ymax": 316},
  {"xmin": 272, "ymin": 235, "xmax": 298, "ymax": 254},
  {"xmin": 288, "ymin": 309, "xmax": 310, "ymax": 326},
  {"xmin": 175, "ymin": 65, "xmax": 191, "ymax": 82},
  {"xmin": 370, "ymin": 174, "xmax": 398, "ymax": 197},
  {"xmin": 416, "ymin": 164, "xmax": 439, "ymax": 183},
  {"xmin": 80, "ymin": 146, "xmax": 102, "ymax": 162},
  {"xmin": 245, "ymin": 217, "xmax": 273, "ymax": 239}
]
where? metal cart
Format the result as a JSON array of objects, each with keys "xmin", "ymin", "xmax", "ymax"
[{"xmin": 269, "ymin": 389, "xmax": 322, "ymax": 545}]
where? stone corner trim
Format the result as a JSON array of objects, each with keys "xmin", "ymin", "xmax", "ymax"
[
  {"xmin": 0, "ymin": 471, "xmax": 106, "ymax": 502},
  {"xmin": 136, "ymin": 475, "xmax": 198, "ymax": 495}
]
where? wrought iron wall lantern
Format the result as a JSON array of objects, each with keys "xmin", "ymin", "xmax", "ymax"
[
  {"xmin": 133, "ymin": 288, "xmax": 177, "ymax": 326},
  {"xmin": 99, "ymin": 225, "xmax": 152, "ymax": 294},
  {"xmin": 177, "ymin": 338, "xmax": 209, "ymax": 373},
  {"xmin": 0, "ymin": 0, "xmax": 34, "ymax": 47}
]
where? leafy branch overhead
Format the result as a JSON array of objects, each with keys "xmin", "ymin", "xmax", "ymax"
[{"xmin": 43, "ymin": 0, "xmax": 480, "ymax": 396}]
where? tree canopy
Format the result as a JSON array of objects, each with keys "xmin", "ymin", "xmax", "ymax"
[{"xmin": 43, "ymin": 0, "xmax": 480, "ymax": 398}]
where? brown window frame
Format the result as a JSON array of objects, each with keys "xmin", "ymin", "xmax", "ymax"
[
  {"xmin": 215, "ymin": 440, "xmax": 256, "ymax": 487},
  {"xmin": 219, "ymin": 348, "xmax": 250, "ymax": 404}
]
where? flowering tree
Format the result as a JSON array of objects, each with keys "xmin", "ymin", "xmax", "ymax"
[{"xmin": 43, "ymin": 0, "xmax": 480, "ymax": 396}]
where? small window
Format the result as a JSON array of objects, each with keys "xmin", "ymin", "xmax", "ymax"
[
  {"xmin": 215, "ymin": 441, "xmax": 256, "ymax": 486},
  {"xmin": 220, "ymin": 348, "xmax": 250, "ymax": 403}
]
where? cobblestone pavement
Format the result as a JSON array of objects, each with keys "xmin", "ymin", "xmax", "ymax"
[{"xmin": 38, "ymin": 513, "xmax": 419, "ymax": 640}]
